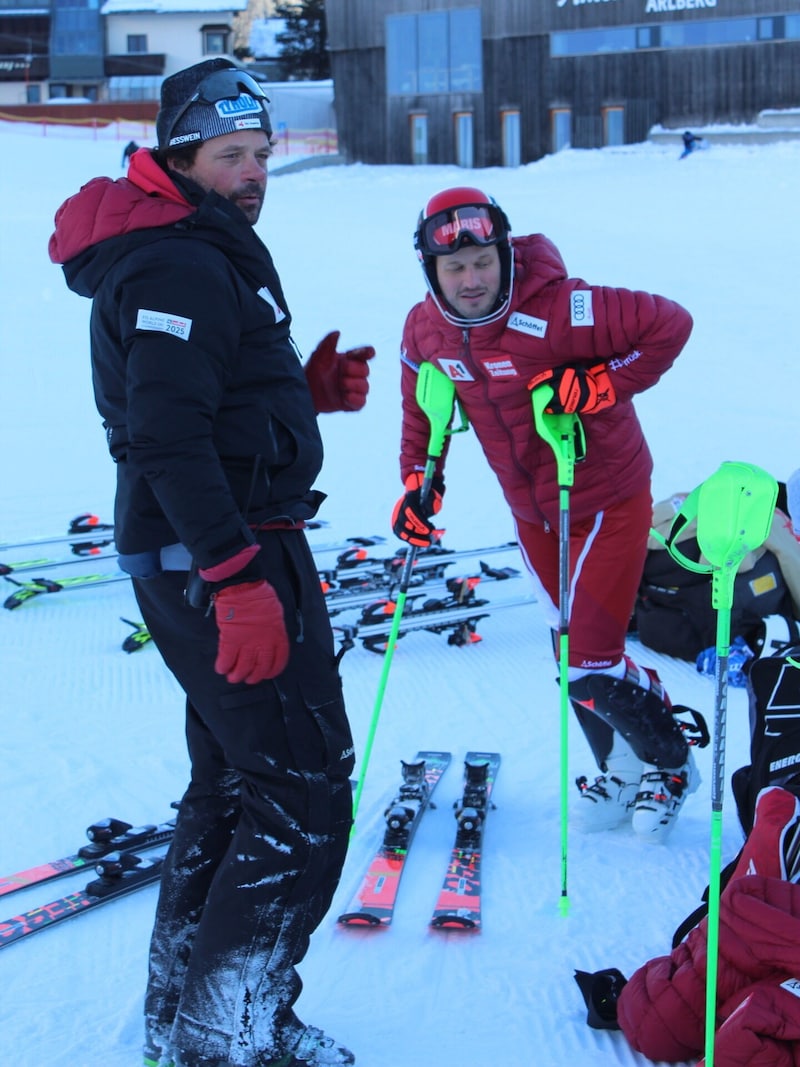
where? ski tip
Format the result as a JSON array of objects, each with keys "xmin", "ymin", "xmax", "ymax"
[{"xmin": 559, "ymin": 893, "xmax": 570, "ymax": 918}]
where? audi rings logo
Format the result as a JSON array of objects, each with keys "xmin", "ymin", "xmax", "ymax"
[{"xmin": 570, "ymin": 290, "xmax": 594, "ymax": 327}]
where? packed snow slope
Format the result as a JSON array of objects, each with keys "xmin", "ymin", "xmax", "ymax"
[{"xmin": 1, "ymin": 125, "xmax": 798, "ymax": 1067}]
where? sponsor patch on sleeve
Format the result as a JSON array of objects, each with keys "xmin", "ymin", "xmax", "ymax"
[
  {"xmin": 136, "ymin": 308, "xmax": 192, "ymax": 341},
  {"xmin": 570, "ymin": 290, "xmax": 594, "ymax": 327}
]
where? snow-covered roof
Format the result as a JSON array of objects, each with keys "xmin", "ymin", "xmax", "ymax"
[{"xmin": 100, "ymin": 1, "xmax": 247, "ymax": 14}]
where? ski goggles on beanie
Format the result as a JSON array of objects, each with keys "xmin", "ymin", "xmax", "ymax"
[
  {"xmin": 160, "ymin": 68, "xmax": 272, "ymax": 149},
  {"xmin": 415, "ymin": 202, "xmax": 509, "ymax": 257}
]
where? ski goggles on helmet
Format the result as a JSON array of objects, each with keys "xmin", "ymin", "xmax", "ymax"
[
  {"xmin": 164, "ymin": 69, "xmax": 271, "ymax": 148},
  {"xmin": 415, "ymin": 203, "xmax": 509, "ymax": 257}
]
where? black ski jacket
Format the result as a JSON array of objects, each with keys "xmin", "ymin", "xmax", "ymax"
[{"xmin": 49, "ymin": 152, "xmax": 324, "ymax": 570}]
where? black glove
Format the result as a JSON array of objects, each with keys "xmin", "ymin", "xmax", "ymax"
[
  {"xmin": 528, "ymin": 362, "xmax": 616, "ymax": 415},
  {"xmin": 391, "ymin": 472, "xmax": 445, "ymax": 547}
]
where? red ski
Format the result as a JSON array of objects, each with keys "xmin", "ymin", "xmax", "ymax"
[
  {"xmin": 337, "ymin": 751, "xmax": 451, "ymax": 927},
  {"xmin": 429, "ymin": 752, "xmax": 501, "ymax": 931}
]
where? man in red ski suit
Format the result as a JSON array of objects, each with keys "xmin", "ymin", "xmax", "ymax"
[
  {"xmin": 617, "ymin": 785, "xmax": 800, "ymax": 1066},
  {"xmin": 393, "ymin": 186, "xmax": 697, "ymax": 842}
]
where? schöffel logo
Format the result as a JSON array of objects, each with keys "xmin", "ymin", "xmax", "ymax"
[
  {"xmin": 216, "ymin": 93, "xmax": 261, "ymax": 118},
  {"xmin": 570, "ymin": 290, "xmax": 594, "ymax": 327}
]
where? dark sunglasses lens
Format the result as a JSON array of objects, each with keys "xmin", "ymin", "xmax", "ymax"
[{"xmin": 198, "ymin": 69, "xmax": 268, "ymax": 104}]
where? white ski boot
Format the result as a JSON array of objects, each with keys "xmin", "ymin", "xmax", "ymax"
[
  {"xmin": 632, "ymin": 749, "xmax": 700, "ymax": 843},
  {"xmin": 574, "ymin": 733, "xmax": 643, "ymax": 832}
]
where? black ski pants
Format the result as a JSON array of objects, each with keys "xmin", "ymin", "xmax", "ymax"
[{"xmin": 133, "ymin": 529, "xmax": 354, "ymax": 1066}]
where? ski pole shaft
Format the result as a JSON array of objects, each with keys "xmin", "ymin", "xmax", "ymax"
[
  {"xmin": 350, "ymin": 364, "xmax": 457, "ymax": 830},
  {"xmin": 661, "ymin": 460, "xmax": 777, "ymax": 1067},
  {"xmin": 531, "ymin": 386, "xmax": 584, "ymax": 915},
  {"xmin": 704, "ymin": 604, "xmax": 730, "ymax": 1067}
]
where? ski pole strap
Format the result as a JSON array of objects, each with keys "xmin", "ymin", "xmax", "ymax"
[
  {"xmin": 530, "ymin": 384, "xmax": 586, "ymax": 489},
  {"xmin": 653, "ymin": 461, "xmax": 778, "ymax": 610}
]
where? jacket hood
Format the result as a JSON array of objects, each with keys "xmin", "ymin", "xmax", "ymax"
[{"xmin": 48, "ymin": 150, "xmax": 194, "ymax": 270}]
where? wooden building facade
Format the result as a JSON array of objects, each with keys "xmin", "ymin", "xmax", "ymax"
[{"xmin": 326, "ymin": 0, "xmax": 800, "ymax": 166}]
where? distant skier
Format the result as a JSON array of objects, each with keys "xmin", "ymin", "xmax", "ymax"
[
  {"xmin": 120, "ymin": 139, "xmax": 139, "ymax": 168},
  {"xmin": 679, "ymin": 130, "xmax": 704, "ymax": 159}
]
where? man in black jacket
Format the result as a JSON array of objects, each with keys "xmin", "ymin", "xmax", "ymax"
[{"xmin": 49, "ymin": 58, "xmax": 374, "ymax": 1067}]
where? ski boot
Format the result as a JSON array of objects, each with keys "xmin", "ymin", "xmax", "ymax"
[
  {"xmin": 574, "ymin": 731, "xmax": 643, "ymax": 832},
  {"xmin": 570, "ymin": 656, "xmax": 709, "ymax": 842}
]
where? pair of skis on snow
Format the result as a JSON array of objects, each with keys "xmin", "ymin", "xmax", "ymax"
[
  {"xmin": 337, "ymin": 750, "xmax": 501, "ymax": 930},
  {"xmin": 0, "ymin": 815, "xmax": 177, "ymax": 950},
  {"xmin": 0, "ymin": 752, "xmax": 500, "ymax": 949}
]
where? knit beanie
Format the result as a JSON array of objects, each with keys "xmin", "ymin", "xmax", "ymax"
[{"xmin": 156, "ymin": 58, "xmax": 272, "ymax": 150}]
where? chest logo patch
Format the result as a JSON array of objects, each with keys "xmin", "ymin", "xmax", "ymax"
[
  {"xmin": 437, "ymin": 358, "xmax": 474, "ymax": 382},
  {"xmin": 257, "ymin": 286, "xmax": 287, "ymax": 323},
  {"xmin": 507, "ymin": 312, "xmax": 547, "ymax": 339},
  {"xmin": 480, "ymin": 357, "xmax": 519, "ymax": 379},
  {"xmin": 570, "ymin": 290, "xmax": 594, "ymax": 327},
  {"xmin": 136, "ymin": 308, "xmax": 192, "ymax": 341}
]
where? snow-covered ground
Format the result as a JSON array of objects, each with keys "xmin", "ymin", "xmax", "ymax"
[{"xmin": 1, "ymin": 125, "xmax": 798, "ymax": 1067}]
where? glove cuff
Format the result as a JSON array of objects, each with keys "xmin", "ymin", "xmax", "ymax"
[
  {"xmin": 404, "ymin": 471, "xmax": 445, "ymax": 497},
  {"xmin": 199, "ymin": 543, "xmax": 261, "ymax": 583}
]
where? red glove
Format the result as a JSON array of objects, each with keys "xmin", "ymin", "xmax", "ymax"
[
  {"xmin": 212, "ymin": 580, "xmax": 289, "ymax": 685},
  {"xmin": 304, "ymin": 330, "xmax": 376, "ymax": 413},
  {"xmin": 528, "ymin": 362, "xmax": 615, "ymax": 414},
  {"xmin": 391, "ymin": 472, "xmax": 444, "ymax": 547}
]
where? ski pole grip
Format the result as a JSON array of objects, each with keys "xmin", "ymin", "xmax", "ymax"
[{"xmin": 530, "ymin": 385, "xmax": 584, "ymax": 490}]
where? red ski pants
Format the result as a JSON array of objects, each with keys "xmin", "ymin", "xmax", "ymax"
[{"xmin": 514, "ymin": 486, "xmax": 652, "ymax": 670}]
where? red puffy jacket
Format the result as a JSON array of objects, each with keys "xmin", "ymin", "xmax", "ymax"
[
  {"xmin": 400, "ymin": 234, "xmax": 692, "ymax": 528},
  {"xmin": 618, "ymin": 875, "xmax": 800, "ymax": 1066}
]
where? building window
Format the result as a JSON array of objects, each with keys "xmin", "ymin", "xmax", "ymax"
[
  {"xmin": 203, "ymin": 29, "xmax": 229, "ymax": 55},
  {"xmin": 410, "ymin": 112, "xmax": 428, "ymax": 165},
  {"xmin": 603, "ymin": 106, "xmax": 624, "ymax": 146},
  {"xmin": 51, "ymin": 7, "xmax": 103, "ymax": 55},
  {"xmin": 757, "ymin": 17, "xmax": 783, "ymax": 41},
  {"xmin": 636, "ymin": 26, "xmax": 659, "ymax": 49},
  {"xmin": 660, "ymin": 18, "xmax": 757, "ymax": 48},
  {"xmin": 26, "ymin": 83, "xmax": 41, "ymax": 103},
  {"xmin": 454, "ymin": 111, "xmax": 474, "ymax": 168},
  {"xmin": 551, "ymin": 108, "xmax": 571, "ymax": 153},
  {"xmin": 387, "ymin": 8, "xmax": 482, "ymax": 96},
  {"xmin": 787, "ymin": 15, "xmax": 800, "ymax": 39},
  {"xmin": 552, "ymin": 15, "xmax": 774, "ymax": 57},
  {"xmin": 552, "ymin": 27, "xmax": 636, "ymax": 57},
  {"xmin": 501, "ymin": 109, "xmax": 521, "ymax": 167},
  {"xmin": 418, "ymin": 10, "xmax": 448, "ymax": 93},
  {"xmin": 127, "ymin": 34, "xmax": 147, "ymax": 54}
]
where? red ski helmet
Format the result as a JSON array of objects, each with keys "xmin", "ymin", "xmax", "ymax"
[{"xmin": 414, "ymin": 186, "xmax": 513, "ymax": 325}]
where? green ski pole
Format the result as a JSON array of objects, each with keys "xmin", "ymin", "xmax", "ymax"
[
  {"xmin": 531, "ymin": 384, "xmax": 585, "ymax": 915},
  {"xmin": 660, "ymin": 460, "xmax": 777, "ymax": 1067},
  {"xmin": 350, "ymin": 363, "xmax": 468, "ymax": 831}
]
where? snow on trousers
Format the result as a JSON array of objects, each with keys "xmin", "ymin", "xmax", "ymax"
[
  {"xmin": 133, "ymin": 529, "xmax": 355, "ymax": 1065},
  {"xmin": 514, "ymin": 486, "xmax": 652, "ymax": 765}
]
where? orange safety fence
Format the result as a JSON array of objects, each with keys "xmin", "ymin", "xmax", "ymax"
[{"xmin": 0, "ymin": 112, "xmax": 338, "ymax": 154}]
